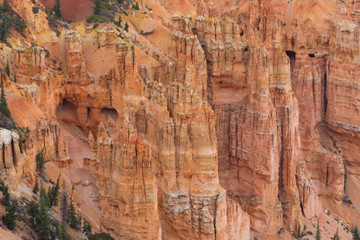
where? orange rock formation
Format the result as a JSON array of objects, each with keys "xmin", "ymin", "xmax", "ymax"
[{"xmin": 2, "ymin": 0, "xmax": 360, "ymax": 239}]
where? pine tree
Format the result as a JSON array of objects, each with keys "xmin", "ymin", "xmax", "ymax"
[
  {"xmin": 27, "ymin": 200, "xmax": 39, "ymax": 227},
  {"xmin": 354, "ymin": 226, "xmax": 360, "ymax": 240},
  {"xmin": 93, "ymin": 0, "xmax": 101, "ymax": 15},
  {"xmin": 33, "ymin": 177, "xmax": 39, "ymax": 194},
  {"xmin": 48, "ymin": 174, "xmax": 61, "ymax": 208},
  {"xmin": 36, "ymin": 149, "xmax": 46, "ymax": 174},
  {"xmin": 36, "ymin": 182, "xmax": 51, "ymax": 240},
  {"xmin": 331, "ymin": 228, "xmax": 340, "ymax": 240},
  {"xmin": 68, "ymin": 198, "xmax": 82, "ymax": 230},
  {"xmin": 60, "ymin": 181, "xmax": 69, "ymax": 223},
  {"xmin": 133, "ymin": 2, "xmax": 140, "ymax": 10},
  {"xmin": 53, "ymin": 0, "xmax": 63, "ymax": 19},
  {"xmin": 2, "ymin": 183, "xmax": 10, "ymax": 207},
  {"xmin": 5, "ymin": 60, "xmax": 10, "ymax": 77},
  {"xmin": 77, "ymin": 212, "xmax": 82, "ymax": 230},
  {"xmin": 124, "ymin": 21, "xmax": 129, "ymax": 32},
  {"xmin": 0, "ymin": 74, "xmax": 11, "ymax": 118},
  {"xmin": 0, "ymin": 13, "xmax": 12, "ymax": 41},
  {"xmin": 60, "ymin": 222, "xmax": 69, "ymax": 240},
  {"xmin": 293, "ymin": 223, "xmax": 311, "ymax": 240},
  {"xmin": 4, "ymin": 200, "xmax": 19, "ymax": 230},
  {"xmin": 55, "ymin": 222, "xmax": 69, "ymax": 240},
  {"xmin": 68, "ymin": 199, "xmax": 77, "ymax": 228},
  {"xmin": 83, "ymin": 218, "xmax": 92, "ymax": 237},
  {"xmin": 55, "ymin": 222, "xmax": 61, "ymax": 238},
  {"xmin": 2, "ymin": 0, "xmax": 11, "ymax": 12},
  {"xmin": 316, "ymin": 219, "xmax": 321, "ymax": 240},
  {"xmin": 117, "ymin": 15, "xmax": 122, "ymax": 27}
]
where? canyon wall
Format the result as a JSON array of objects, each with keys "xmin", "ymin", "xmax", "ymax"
[{"xmin": 2, "ymin": 0, "xmax": 360, "ymax": 239}]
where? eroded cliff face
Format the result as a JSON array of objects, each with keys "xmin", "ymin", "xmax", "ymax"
[{"xmin": 3, "ymin": 0, "xmax": 360, "ymax": 239}]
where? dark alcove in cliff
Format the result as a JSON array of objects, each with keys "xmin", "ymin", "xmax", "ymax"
[
  {"xmin": 100, "ymin": 108, "xmax": 119, "ymax": 123},
  {"xmin": 56, "ymin": 100, "xmax": 79, "ymax": 123},
  {"xmin": 286, "ymin": 51, "xmax": 296, "ymax": 79}
]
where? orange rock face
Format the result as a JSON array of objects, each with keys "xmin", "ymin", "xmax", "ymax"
[{"xmin": 4, "ymin": 0, "xmax": 360, "ymax": 239}]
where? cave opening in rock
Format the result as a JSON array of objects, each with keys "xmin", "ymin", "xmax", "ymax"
[
  {"xmin": 191, "ymin": 28, "xmax": 198, "ymax": 35},
  {"xmin": 56, "ymin": 100, "xmax": 78, "ymax": 123},
  {"xmin": 308, "ymin": 54, "xmax": 315, "ymax": 58},
  {"xmin": 100, "ymin": 108, "xmax": 119, "ymax": 123},
  {"xmin": 87, "ymin": 107, "xmax": 91, "ymax": 123},
  {"xmin": 286, "ymin": 51, "xmax": 296, "ymax": 78}
]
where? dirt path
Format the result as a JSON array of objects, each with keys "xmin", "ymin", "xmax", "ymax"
[{"xmin": 45, "ymin": 121, "xmax": 101, "ymax": 231}]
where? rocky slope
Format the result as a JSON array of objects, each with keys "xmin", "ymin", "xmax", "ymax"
[{"xmin": 1, "ymin": 0, "xmax": 360, "ymax": 239}]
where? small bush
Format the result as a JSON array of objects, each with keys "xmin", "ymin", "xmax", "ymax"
[
  {"xmin": 90, "ymin": 233, "xmax": 115, "ymax": 240},
  {"xmin": 87, "ymin": 15, "xmax": 101, "ymax": 23}
]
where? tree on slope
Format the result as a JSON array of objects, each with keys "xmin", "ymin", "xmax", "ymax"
[
  {"xmin": 354, "ymin": 226, "xmax": 360, "ymax": 240},
  {"xmin": 4, "ymin": 200, "xmax": 19, "ymax": 230},
  {"xmin": 93, "ymin": 0, "xmax": 101, "ymax": 15},
  {"xmin": 316, "ymin": 219, "xmax": 321, "ymax": 240},
  {"xmin": 331, "ymin": 228, "xmax": 340, "ymax": 240},
  {"xmin": 60, "ymin": 181, "xmax": 69, "ymax": 223},
  {"xmin": 33, "ymin": 176, "xmax": 39, "ymax": 194},
  {"xmin": 36, "ymin": 182, "xmax": 51, "ymax": 240},
  {"xmin": 36, "ymin": 149, "xmax": 45, "ymax": 174},
  {"xmin": 0, "ymin": 74, "xmax": 11, "ymax": 118},
  {"xmin": 53, "ymin": 0, "xmax": 63, "ymax": 19},
  {"xmin": 48, "ymin": 174, "xmax": 61, "ymax": 208}
]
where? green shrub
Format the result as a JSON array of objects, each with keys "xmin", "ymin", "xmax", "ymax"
[
  {"xmin": 90, "ymin": 233, "xmax": 115, "ymax": 240},
  {"xmin": 87, "ymin": 15, "xmax": 101, "ymax": 23}
]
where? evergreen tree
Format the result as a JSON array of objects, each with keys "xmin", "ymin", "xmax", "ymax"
[
  {"xmin": 4, "ymin": 200, "xmax": 19, "ymax": 230},
  {"xmin": 68, "ymin": 198, "xmax": 82, "ymax": 230},
  {"xmin": 293, "ymin": 223, "xmax": 312, "ymax": 240},
  {"xmin": 27, "ymin": 200, "xmax": 39, "ymax": 227},
  {"xmin": 93, "ymin": 0, "xmax": 101, "ymax": 15},
  {"xmin": 53, "ymin": 0, "xmax": 63, "ymax": 19},
  {"xmin": 2, "ymin": 0, "xmax": 11, "ymax": 12},
  {"xmin": 331, "ymin": 228, "xmax": 340, "ymax": 240},
  {"xmin": 83, "ymin": 218, "xmax": 92, "ymax": 237},
  {"xmin": 36, "ymin": 149, "xmax": 46, "ymax": 174},
  {"xmin": 48, "ymin": 174, "xmax": 61, "ymax": 208},
  {"xmin": 316, "ymin": 219, "xmax": 321, "ymax": 240},
  {"xmin": 33, "ymin": 177, "xmax": 39, "ymax": 194},
  {"xmin": 55, "ymin": 222, "xmax": 68, "ymax": 240},
  {"xmin": 354, "ymin": 226, "xmax": 360, "ymax": 240},
  {"xmin": 0, "ymin": 74, "xmax": 11, "ymax": 118},
  {"xmin": 0, "ymin": 13, "xmax": 12, "ymax": 41},
  {"xmin": 68, "ymin": 199, "xmax": 77, "ymax": 228},
  {"xmin": 117, "ymin": 15, "xmax": 122, "ymax": 27},
  {"xmin": 55, "ymin": 223, "xmax": 61, "ymax": 238},
  {"xmin": 0, "ymin": 180, "xmax": 4, "ymax": 192},
  {"xmin": 5, "ymin": 60, "xmax": 10, "ymax": 77},
  {"xmin": 124, "ymin": 21, "xmax": 129, "ymax": 32},
  {"xmin": 36, "ymin": 182, "xmax": 51, "ymax": 240},
  {"xmin": 1, "ymin": 183, "xmax": 10, "ymax": 207},
  {"xmin": 133, "ymin": 2, "xmax": 139, "ymax": 10},
  {"xmin": 60, "ymin": 222, "xmax": 69, "ymax": 240},
  {"xmin": 60, "ymin": 181, "xmax": 69, "ymax": 223}
]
